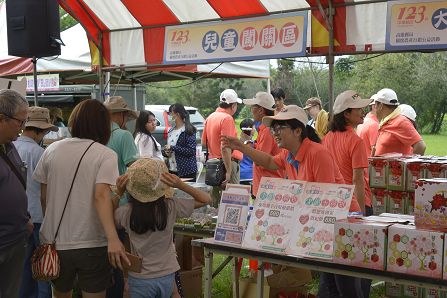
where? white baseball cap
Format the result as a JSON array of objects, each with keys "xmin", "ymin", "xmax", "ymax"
[
  {"xmin": 369, "ymin": 93, "xmax": 379, "ymax": 105},
  {"xmin": 262, "ymin": 105, "xmax": 308, "ymax": 127},
  {"xmin": 243, "ymin": 92, "xmax": 276, "ymax": 111},
  {"xmin": 333, "ymin": 90, "xmax": 372, "ymax": 114},
  {"xmin": 399, "ymin": 104, "xmax": 417, "ymax": 121},
  {"xmin": 220, "ymin": 89, "xmax": 242, "ymax": 104},
  {"xmin": 375, "ymin": 88, "xmax": 399, "ymax": 106}
]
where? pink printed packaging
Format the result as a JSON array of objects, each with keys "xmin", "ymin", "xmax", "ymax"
[
  {"xmin": 415, "ymin": 179, "xmax": 447, "ymax": 229},
  {"xmin": 333, "ymin": 218, "xmax": 391, "ymax": 270},
  {"xmin": 386, "ymin": 224, "xmax": 443, "ymax": 278}
]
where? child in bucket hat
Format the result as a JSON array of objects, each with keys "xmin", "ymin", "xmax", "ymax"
[{"xmin": 113, "ymin": 158, "xmax": 210, "ymax": 297}]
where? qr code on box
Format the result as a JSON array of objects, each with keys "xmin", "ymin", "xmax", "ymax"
[{"xmin": 224, "ymin": 206, "xmax": 241, "ymax": 226}]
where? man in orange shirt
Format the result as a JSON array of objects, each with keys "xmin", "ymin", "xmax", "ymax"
[
  {"xmin": 242, "ymin": 91, "xmax": 285, "ymax": 197},
  {"xmin": 356, "ymin": 94, "xmax": 379, "ymax": 157},
  {"xmin": 373, "ymin": 88, "xmax": 426, "ymax": 156},
  {"xmin": 202, "ymin": 89, "xmax": 243, "ymax": 206}
]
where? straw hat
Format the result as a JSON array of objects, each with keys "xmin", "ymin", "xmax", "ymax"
[
  {"xmin": 104, "ymin": 96, "xmax": 138, "ymax": 120},
  {"xmin": 25, "ymin": 107, "xmax": 58, "ymax": 131},
  {"xmin": 126, "ymin": 158, "xmax": 174, "ymax": 203}
]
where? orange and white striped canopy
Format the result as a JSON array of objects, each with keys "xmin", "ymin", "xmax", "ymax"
[{"xmin": 59, "ymin": 0, "xmax": 390, "ymax": 67}]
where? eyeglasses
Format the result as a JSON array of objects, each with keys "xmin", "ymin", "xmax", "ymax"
[
  {"xmin": 270, "ymin": 124, "xmax": 290, "ymax": 135},
  {"xmin": 2, "ymin": 114, "xmax": 26, "ymax": 127}
]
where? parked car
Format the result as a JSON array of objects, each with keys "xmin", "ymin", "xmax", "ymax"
[{"xmin": 145, "ymin": 104, "xmax": 205, "ymax": 161}]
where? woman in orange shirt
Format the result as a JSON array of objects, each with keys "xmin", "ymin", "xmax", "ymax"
[
  {"xmin": 223, "ymin": 105, "xmax": 366, "ymax": 298},
  {"xmin": 222, "ymin": 105, "xmax": 340, "ymax": 184},
  {"xmin": 322, "ymin": 90, "xmax": 374, "ymax": 298}
]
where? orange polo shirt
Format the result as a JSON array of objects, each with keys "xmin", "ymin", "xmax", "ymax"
[
  {"xmin": 202, "ymin": 108, "xmax": 242, "ymax": 160},
  {"xmin": 252, "ymin": 124, "xmax": 285, "ymax": 197},
  {"xmin": 273, "ymin": 138, "xmax": 360, "ymax": 212},
  {"xmin": 356, "ymin": 112, "xmax": 379, "ymax": 157},
  {"xmin": 375, "ymin": 115, "xmax": 422, "ymax": 156},
  {"xmin": 323, "ymin": 126, "xmax": 372, "ymax": 208}
]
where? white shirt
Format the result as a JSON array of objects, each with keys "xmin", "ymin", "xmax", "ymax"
[
  {"xmin": 135, "ymin": 133, "xmax": 163, "ymax": 160},
  {"xmin": 33, "ymin": 138, "xmax": 119, "ymax": 250}
]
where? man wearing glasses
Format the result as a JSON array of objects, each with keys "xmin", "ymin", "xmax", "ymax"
[
  {"xmin": 0, "ymin": 89, "xmax": 32, "ymax": 298},
  {"xmin": 14, "ymin": 107, "xmax": 58, "ymax": 298}
]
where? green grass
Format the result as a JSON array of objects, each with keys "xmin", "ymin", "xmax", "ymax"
[
  {"xmin": 422, "ymin": 134, "xmax": 447, "ymax": 156},
  {"xmin": 210, "ymin": 254, "xmax": 387, "ymax": 298}
]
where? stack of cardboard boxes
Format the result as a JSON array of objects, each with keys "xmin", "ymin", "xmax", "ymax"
[
  {"xmin": 334, "ymin": 157, "xmax": 447, "ymax": 297},
  {"xmin": 175, "ymin": 234, "xmax": 204, "ymax": 298},
  {"xmin": 369, "ymin": 155, "xmax": 447, "ymax": 216}
]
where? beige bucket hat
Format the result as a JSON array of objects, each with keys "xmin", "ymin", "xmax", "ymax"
[
  {"xmin": 126, "ymin": 158, "xmax": 175, "ymax": 203},
  {"xmin": 104, "ymin": 96, "xmax": 138, "ymax": 120},
  {"xmin": 25, "ymin": 107, "xmax": 58, "ymax": 131},
  {"xmin": 262, "ymin": 105, "xmax": 308, "ymax": 127}
]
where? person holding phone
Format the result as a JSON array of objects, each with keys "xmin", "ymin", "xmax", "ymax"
[{"xmin": 113, "ymin": 158, "xmax": 211, "ymax": 298}]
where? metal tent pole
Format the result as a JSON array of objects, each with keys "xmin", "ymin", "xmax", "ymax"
[
  {"xmin": 327, "ymin": 0, "xmax": 335, "ymax": 113},
  {"xmin": 316, "ymin": 0, "xmax": 335, "ymax": 112},
  {"xmin": 98, "ymin": 31, "xmax": 104, "ymax": 101},
  {"xmin": 32, "ymin": 57, "xmax": 38, "ymax": 106}
]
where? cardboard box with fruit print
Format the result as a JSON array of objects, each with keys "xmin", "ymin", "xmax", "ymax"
[
  {"xmin": 387, "ymin": 158, "xmax": 407, "ymax": 191},
  {"xmin": 369, "ymin": 157, "xmax": 388, "ymax": 188},
  {"xmin": 406, "ymin": 158, "xmax": 426, "ymax": 192},
  {"xmin": 386, "ymin": 224, "xmax": 443, "ymax": 278},
  {"xmin": 414, "ymin": 179, "xmax": 447, "ymax": 229},
  {"xmin": 372, "ymin": 188, "xmax": 387, "ymax": 215},
  {"xmin": 333, "ymin": 218, "xmax": 391, "ymax": 270},
  {"xmin": 425, "ymin": 161, "xmax": 447, "ymax": 179}
]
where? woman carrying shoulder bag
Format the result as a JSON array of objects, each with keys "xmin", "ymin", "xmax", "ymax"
[
  {"xmin": 33, "ymin": 100, "xmax": 128, "ymax": 298},
  {"xmin": 164, "ymin": 104, "xmax": 197, "ymax": 181}
]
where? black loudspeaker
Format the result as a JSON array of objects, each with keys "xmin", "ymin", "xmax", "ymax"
[{"xmin": 6, "ymin": 0, "xmax": 61, "ymax": 58}]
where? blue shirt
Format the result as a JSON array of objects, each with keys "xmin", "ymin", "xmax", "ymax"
[{"xmin": 13, "ymin": 136, "xmax": 45, "ymax": 223}]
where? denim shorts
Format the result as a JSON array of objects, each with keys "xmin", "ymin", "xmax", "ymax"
[{"xmin": 128, "ymin": 273, "xmax": 174, "ymax": 298}]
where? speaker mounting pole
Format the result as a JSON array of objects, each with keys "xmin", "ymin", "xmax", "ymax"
[{"xmin": 32, "ymin": 57, "xmax": 38, "ymax": 107}]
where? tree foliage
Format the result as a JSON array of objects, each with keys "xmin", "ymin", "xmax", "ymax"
[
  {"xmin": 59, "ymin": 7, "xmax": 78, "ymax": 31},
  {"xmin": 348, "ymin": 52, "xmax": 447, "ymax": 133}
]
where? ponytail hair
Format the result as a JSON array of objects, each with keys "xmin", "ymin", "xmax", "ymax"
[{"xmin": 169, "ymin": 103, "xmax": 197, "ymax": 136}]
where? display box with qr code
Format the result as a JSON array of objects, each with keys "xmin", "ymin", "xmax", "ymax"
[{"xmin": 214, "ymin": 191, "xmax": 250, "ymax": 245}]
